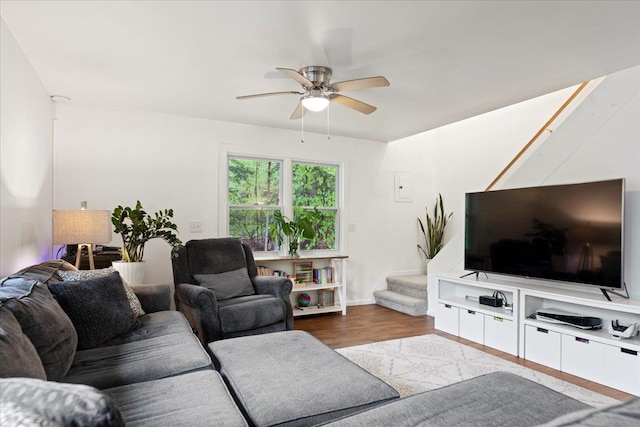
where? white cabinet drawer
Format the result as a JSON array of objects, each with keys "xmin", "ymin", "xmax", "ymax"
[
  {"xmin": 485, "ymin": 315, "xmax": 517, "ymax": 355},
  {"xmin": 525, "ymin": 325, "xmax": 561, "ymax": 370},
  {"xmin": 603, "ymin": 345, "xmax": 640, "ymax": 395},
  {"xmin": 435, "ymin": 303, "xmax": 459, "ymax": 336},
  {"xmin": 561, "ymin": 334, "xmax": 605, "ymax": 384},
  {"xmin": 459, "ymin": 309, "xmax": 484, "ymax": 344}
]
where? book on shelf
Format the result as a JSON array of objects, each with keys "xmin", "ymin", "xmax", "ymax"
[
  {"xmin": 313, "ymin": 266, "xmax": 335, "ymax": 284},
  {"xmin": 257, "ymin": 265, "xmax": 293, "ymax": 283},
  {"xmin": 294, "ymin": 261, "xmax": 313, "ymax": 284},
  {"xmin": 318, "ymin": 289, "xmax": 335, "ymax": 307}
]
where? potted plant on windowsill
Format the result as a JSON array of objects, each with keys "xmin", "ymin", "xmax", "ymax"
[
  {"xmin": 417, "ymin": 194, "xmax": 452, "ymax": 265},
  {"xmin": 111, "ymin": 201, "xmax": 182, "ymax": 284},
  {"xmin": 270, "ymin": 208, "xmax": 321, "ymax": 258}
]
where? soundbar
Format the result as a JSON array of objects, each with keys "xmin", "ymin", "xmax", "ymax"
[{"xmin": 535, "ymin": 309, "xmax": 602, "ymax": 330}]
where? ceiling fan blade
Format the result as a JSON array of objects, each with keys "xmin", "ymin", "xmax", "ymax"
[
  {"xmin": 329, "ymin": 76, "xmax": 390, "ymax": 92},
  {"xmin": 236, "ymin": 91, "xmax": 303, "ymax": 100},
  {"xmin": 329, "ymin": 94, "xmax": 377, "ymax": 114},
  {"xmin": 276, "ymin": 68, "xmax": 314, "ymax": 88},
  {"xmin": 290, "ymin": 103, "xmax": 306, "ymax": 120}
]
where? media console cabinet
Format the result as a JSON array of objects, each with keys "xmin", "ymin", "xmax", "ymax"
[{"xmin": 435, "ymin": 273, "xmax": 640, "ymax": 395}]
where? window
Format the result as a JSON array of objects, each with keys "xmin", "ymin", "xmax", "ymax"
[
  {"xmin": 228, "ymin": 157, "xmax": 281, "ymax": 252},
  {"xmin": 292, "ymin": 162, "xmax": 338, "ymax": 251},
  {"xmin": 227, "ymin": 156, "xmax": 341, "ymax": 254}
]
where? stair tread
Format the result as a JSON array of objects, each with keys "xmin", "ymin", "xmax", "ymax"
[
  {"xmin": 374, "ymin": 289, "xmax": 427, "ymax": 305},
  {"xmin": 386, "ymin": 274, "xmax": 428, "ymax": 290},
  {"xmin": 374, "ymin": 290, "xmax": 428, "ymax": 316}
]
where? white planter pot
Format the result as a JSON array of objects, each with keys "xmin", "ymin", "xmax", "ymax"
[{"xmin": 112, "ymin": 261, "xmax": 145, "ymax": 285}]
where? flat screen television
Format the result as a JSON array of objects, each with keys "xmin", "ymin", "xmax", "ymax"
[{"xmin": 464, "ymin": 179, "xmax": 624, "ymax": 290}]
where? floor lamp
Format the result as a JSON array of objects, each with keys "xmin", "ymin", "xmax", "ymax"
[{"xmin": 53, "ymin": 205, "xmax": 111, "ymax": 270}]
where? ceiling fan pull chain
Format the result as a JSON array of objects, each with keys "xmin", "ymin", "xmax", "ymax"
[
  {"xmin": 327, "ymin": 104, "xmax": 331, "ymax": 140},
  {"xmin": 301, "ymin": 106, "xmax": 305, "ymax": 143}
]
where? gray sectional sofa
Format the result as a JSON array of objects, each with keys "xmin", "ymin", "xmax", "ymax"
[
  {"xmin": 0, "ymin": 260, "xmax": 247, "ymax": 426},
  {"xmin": 1, "ymin": 260, "xmax": 639, "ymax": 426}
]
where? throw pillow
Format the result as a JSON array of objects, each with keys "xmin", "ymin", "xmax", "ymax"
[
  {"xmin": 48, "ymin": 272, "xmax": 139, "ymax": 350},
  {"xmin": 0, "ymin": 377, "xmax": 124, "ymax": 427},
  {"xmin": 0, "ymin": 277, "xmax": 78, "ymax": 381},
  {"xmin": 59, "ymin": 267, "xmax": 145, "ymax": 317},
  {"xmin": 0, "ymin": 401, "xmax": 55, "ymax": 427},
  {"xmin": 13, "ymin": 259, "xmax": 78, "ymax": 284},
  {"xmin": 195, "ymin": 267, "xmax": 256, "ymax": 300},
  {"xmin": 0, "ymin": 305, "xmax": 47, "ymax": 380}
]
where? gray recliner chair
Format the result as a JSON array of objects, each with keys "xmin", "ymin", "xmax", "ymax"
[{"xmin": 172, "ymin": 237, "xmax": 293, "ymax": 344}]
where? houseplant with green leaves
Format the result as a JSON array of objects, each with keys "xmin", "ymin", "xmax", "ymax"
[
  {"xmin": 417, "ymin": 194, "xmax": 452, "ymax": 260},
  {"xmin": 270, "ymin": 208, "xmax": 321, "ymax": 257},
  {"xmin": 111, "ymin": 201, "xmax": 182, "ymax": 284}
]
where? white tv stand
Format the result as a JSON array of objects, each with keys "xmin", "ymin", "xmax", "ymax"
[{"xmin": 435, "ymin": 273, "xmax": 640, "ymax": 395}]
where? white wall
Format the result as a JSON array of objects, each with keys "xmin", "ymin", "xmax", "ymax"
[
  {"xmin": 0, "ymin": 18, "xmax": 53, "ymax": 276},
  {"xmin": 54, "ymin": 104, "xmax": 414, "ymax": 304}
]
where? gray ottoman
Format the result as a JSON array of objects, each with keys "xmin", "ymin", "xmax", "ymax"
[{"xmin": 209, "ymin": 331, "xmax": 400, "ymax": 427}]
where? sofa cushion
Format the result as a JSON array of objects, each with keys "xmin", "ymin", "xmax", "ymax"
[
  {"xmin": 0, "ymin": 377, "xmax": 124, "ymax": 427},
  {"xmin": 0, "ymin": 277, "xmax": 77, "ymax": 381},
  {"xmin": 209, "ymin": 331, "xmax": 400, "ymax": 427},
  {"xmin": 536, "ymin": 396, "xmax": 640, "ymax": 426},
  {"xmin": 12, "ymin": 259, "xmax": 77, "ymax": 284},
  {"xmin": 97, "ymin": 311, "xmax": 193, "ymax": 347},
  {"xmin": 59, "ymin": 267, "xmax": 145, "ymax": 317},
  {"xmin": 321, "ymin": 371, "xmax": 589, "ymax": 427},
  {"xmin": 195, "ymin": 267, "xmax": 255, "ymax": 300},
  {"xmin": 218, "ymin": 295, "xmax": 285, "ymax": 334},
  {"xmin": 49, "ymin": 272, "xmax": 139, "ymax": 350},
  {"xmin": 64, "ymin": 332, "xmax": 212, "ymax": 389},
  {"xmin": 0, "ymin": 304, "xmax": 47, "ymax": 379},
  {"xmin": 105, "ymin": 370, "xmax": 248, "ymax": 427}
]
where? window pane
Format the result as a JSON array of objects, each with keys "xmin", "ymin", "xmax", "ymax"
[
  {"xmin": 299, "ymin": 209, "xmax": 337, "ymax": 251},
  {"xmin": 229, "ymin": 208, "xmax": 278, "ymax": 252},
  {"xmin": 292, "ymin": 163, "xmax": 336, "ymax": 207},
  {"xmin": 228, "ymin": 158, "xmax": 281, "ymax": 206}
]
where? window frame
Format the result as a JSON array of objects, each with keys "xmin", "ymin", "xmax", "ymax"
[
  {"xmin": 221, "ymin": 151, "xmax": 345, "ymax": 258},
  {"xmin": 291, "ymin": 160, "xmax": 340, "ymax": 253}
]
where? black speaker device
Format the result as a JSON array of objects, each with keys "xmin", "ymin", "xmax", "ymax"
[{"xmin": 479, "ymin": 295, "xmax": 503, "ymax": 307}]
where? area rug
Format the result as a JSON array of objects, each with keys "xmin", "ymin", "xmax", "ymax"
[{"xmin": 336, "ymin": 334, "xmax": 619, "ymax": 407}]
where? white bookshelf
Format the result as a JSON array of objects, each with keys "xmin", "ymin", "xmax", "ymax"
[{"xmin": 254, "ymin": 255, "xmax": 347, "ymax": 317}]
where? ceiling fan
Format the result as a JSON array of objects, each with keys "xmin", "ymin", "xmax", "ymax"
[{"xmin": 236, "ymin": 66, "xmax": 390, "ymax": 119}]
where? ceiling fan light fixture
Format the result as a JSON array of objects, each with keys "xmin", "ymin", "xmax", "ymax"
[{"xmin": 301, "ymin": 91, "xmax": 330, "ymax": 112}]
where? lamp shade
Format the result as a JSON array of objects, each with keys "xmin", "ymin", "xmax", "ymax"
[{"xmin": 53, "ymin": 210, "xmax": 111, "ymax": 244}]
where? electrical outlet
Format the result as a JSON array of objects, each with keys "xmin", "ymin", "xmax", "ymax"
[{"xmin": 189, "ymin": 220, "xmax": 203, "ymax": 233}]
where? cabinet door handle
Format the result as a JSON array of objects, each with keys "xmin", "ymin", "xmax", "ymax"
[
  {"xmin": 575, "ymin": 337, "xmax": 589, "ymax": 344},
  {"xmin": 467, "ymin": 310, "xmax": 476, "ymax": 315},
  {"xmin": 536, "ymin": 327, "xmax": 548, "ymax": 334},
  {"xmin": 621, "ymin": 348, "xmax": 638, "ymax": 356},
  {"xmin": 445, "ymin": 304, "xmax": 451, "ymax": 309}
]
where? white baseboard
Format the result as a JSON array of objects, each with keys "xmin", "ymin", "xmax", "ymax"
[{"xmin": 347, "ymin": 298, "xmax": 376, "ymax": 306}]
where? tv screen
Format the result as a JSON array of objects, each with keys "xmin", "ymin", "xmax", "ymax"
[{"xmin": 464, "ymin": 179, "xmax": 624, "ymax": 289}]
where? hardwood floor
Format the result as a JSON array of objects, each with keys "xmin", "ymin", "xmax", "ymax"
[{"xmin": 294, "ymin": 304, "xmax": 633, "ymax": 402}]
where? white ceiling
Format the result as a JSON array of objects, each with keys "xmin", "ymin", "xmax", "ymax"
[{"xmin": 2, "ymin": 1, "xmax": 639, "ymax": 142}]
